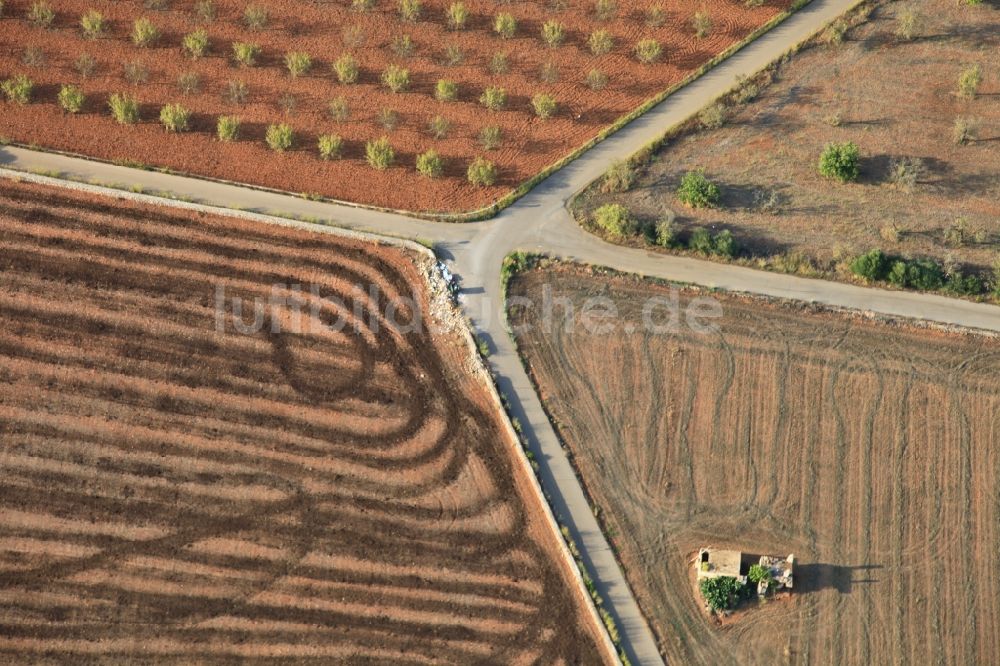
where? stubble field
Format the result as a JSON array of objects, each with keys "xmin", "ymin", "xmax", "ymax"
[
  {"xmin": 509, "ymin": 264, "xmax": 1000, "ymax": 665},
  {"xmin": 0, "ymin": 0, "xmax": 788, "ymax": 212},
  {"xmin": 0, "ymin": 179, "xmax": 606, "ymax": 664}
]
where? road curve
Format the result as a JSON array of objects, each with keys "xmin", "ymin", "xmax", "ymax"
[{"xmin": 0, "ymin": 1, "xmax": 920, "ymax": 663}]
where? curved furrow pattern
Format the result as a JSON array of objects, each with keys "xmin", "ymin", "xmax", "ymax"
[{"xmin": 0, "ymin": 181, "xmax": 603, "ymax": 664}]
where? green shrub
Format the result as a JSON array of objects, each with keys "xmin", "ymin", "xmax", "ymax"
[
  {"xmin": 594, "ymin": 204, "xmax": 639, "ymax": 239},
  {"xmin": 381, "ymin": 65, "xmax": 409, "ymax": 92},
  {"xmin": 124, "ymin": 61, "xmax": 149, "ymax": 85},
  {"xmin": 447, "ymin": 1, "xmax": 468, "ymax": 29},
  {"xmin": 953, "ymin": 116, "xmax": 976, "ymax": 145},
  {"xmin": 688, "ymin": 227, "xmax": 713, "ymax": 254},
  {"xmin": 541, "ymin": 20, "xmax": 565, "ymax": 47},
  {"xmin": 699, "ymin": 102, "xmax": 728, "ymax": 130},
  {"xmin": 435, "ymin": 79, "xmax": 458, "ymax": 102},
  {"xmin": 849, "ymin": 249, "xmax": 889, "ymax": 281},
  {"xmin": 285, "ymin": 51, "xmax": 312, "ymax": 78},
  {"xmin": 416, "ymin": 149, "xmax": 444, "ymax": 178},
  {"xmin": 601, "ymin": 159, "xmax": 635, "ymax": 193},
  {"xmin": 586, "ymin": 69, "xmax": 608, "ymax": 91},
  {"xmin": 748, "ymin": 564, "xmax": 772, "ymax": 586},
  {"xmin": 216, "ymin": 115, "xmax": 241, "ymax": 141},
  {"xmin": 391, "ymin": 34, "xmax": 415, "ymax": 57},
  {"xmin": 692, "ymin": 11, "xmax": 711, "ymax": 38},
  {"xmin": 946, "ymin": 270, "xmax": 983, "ymax": 296},
  {"xmin": 57, "ymin": 84, "xmax": 85, "ymax": 113},
  {"xmin": 233, "ymin": 42, "xmax": 261, "ymax": 67},
  {"xmin": 494, "ymin": 13, "xmax": 516, "ymax": 39},
  {"xmin": 80, "ymin": 10, "xmax": 107, "ymax": 39},
  {"xmin": 818, "ymin": 141, "xmax": 860, "ymax": 182},
  {"xmin": 531, "ymin": 93, "xmax": 557, "ymax": 119},
  {"xmin": 895, "ymin": 8, "xmax": 919, "ymax": 41},
  {"xmin": 588, "ymin": 29, "xmax": 614, "ymax": 55},
  {"xmin": 428, "ymin": 114, "xmax": 451, "ymax": 139},
  {"xmin": 159, "ymin": 103, "xmax": 191, "ymax": 132},
  {"xmin": 28, "ymin": 2, "xmax": 54, "ymax": 28},
  {"xmin": 646, "ymin": 4, "xmax": 666, "ymax": 26},
  {"xmin": 480, "ymin": 86, "xmax": 506, "ymax": 111},
  {"xmin": 479, "ymin": 125, "xmax": 502, "ymax": 150},
  {"xmin": 593, "ymin": 204, "xmax": 637, "ymax": 239},
  {"xmin": 318, "ymin": 134, "xmax": 343, "ymax": 160},
  {"xmin": 467, "ymin": 157, "xmax": 497, "ymax": 186},
  {"xmin": 352, "ymin": 0, "xmax": 375, "ymax": 11},
  {"xmin": 1, "ymin": 74, "xmax": 33, "ymax": 105},
  {"xmin": 887, "ymin": 258, "xmax": 944, "ymax": 291},
  {"xmin": 224, "ymin": 79, "xmax": 249, "ymax": 105},
  {"xmin": 958, "ymin": 64, "xmax": 982, "ymax": 100},
  {"xmin": 399, "ymin": 0, "xmax": 421, "ymax": 22},
  {"xmin": 700, "ymin": 576, "xmax": 746, "ymax": 613},
  {"xmin": 132, "ymin": 17, "xmax": 159, "ymax": 47},
  {"xmin": 377, "ymin": 108, "xmax": 399, "ymax": 130},
  {"xmin": 333, "ymin": 54, "xmax": 359, "ymax": 84},
  {"xmin": 74, "ymin": 54, "xmax": 97, "ymax": 78},
  {"xmin": 265, "ymin": 123, "xmax": 293, "ymax": 151},
  {"xmin": 677, "ymin": 170, "xmax": 720, "ymax": 208},
  {"xmin": 108, "ymin": 92, "xmax": 139, "ymax": 124},
  {"xmin": 194, "ymin": 0, "xmax": 215, "ymax": 23},
  {"xmin": 328, "ymin": 96, "xmax": 350, "ymax": 121},
  {"xmin": 489, "ymin": 52, "xmax": 510, "ymax": 75},
  {"xmin": 713, "ymin": 229, "xmax": 737, "ymax": 257},
  {"xmin": 243, "ymin": 4, "xmax": 268, "ymax": 30},
  {"xmin": 366, "ymin": 136, "xmax": 395, "ymax": 169},
  {"xmin": 635, "ymin": 38, "xmax": 662, "ymax": 63},
  {"xmin": 595, "ymin": 0, "xmax": 617, "ymax": 20},
  {"xmin": 182, "ymin": 29, "xmax": 209, "ymax": 59},
  {"xmin": 539, "ymin": 61, "xmax": 560, "ymax": 84},
  {"xmin": 654, "ymin": 218, "xmax": 676, "ymax": 247},
  {"xmin": 442, "ymin": 44, "xmax": 464, "ymax": 66}
]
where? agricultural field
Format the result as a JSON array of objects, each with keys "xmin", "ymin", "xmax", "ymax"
[
  {"xmin": 575, "ymin": 0, "xmax": 999, "ymax": 292},
  {"xmin": 0, "ymin": 179, "xmax": 608, "ymax": 664},
  {"xmin": 509, "ymin": 263, "xmax": 1000, "ymax": 665},
  {"xmin": 0, "ymin": 0, "xmax": 791, "ymax": 212}
]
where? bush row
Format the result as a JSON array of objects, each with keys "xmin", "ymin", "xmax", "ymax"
[
  {"xmin": 12, "ymin": 1, "xmax": 673, "ymax": 65},
  {"xmin": 849, "ymin": 248, "xmax": 994, "ymax": 297},
  {"xmin": 592, "ymin": 203, "xmax": 738, "ymax": 258}
]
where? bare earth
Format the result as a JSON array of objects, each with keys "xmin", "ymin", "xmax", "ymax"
[
  {"xmin": 0, "ymin": 181, "xmax": 606, "ymax": 664},
  {"xmin": 509, "ymin": 264, "xmax": 1000, "ymax": 665},
  {"xmin": 577, "ymin": 0, "xmax": 999, "ymax": 275}
]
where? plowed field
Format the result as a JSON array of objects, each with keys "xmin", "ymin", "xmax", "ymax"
[
  {"xmin": 0, "ymin": 0, "xmax": 788, "ymax": 212},
  {"xmin": 0, "ymin": 180, "xmax": 606, "ymax": 664},
  {"xmin": 509, "ymin": 264, "xmax": 1000, "ymax": 665}
]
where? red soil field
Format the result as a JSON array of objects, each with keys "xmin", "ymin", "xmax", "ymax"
[
  {"xmin": 509, "ymin": 264, "xmax": 1000, "ymax": 665},
  {"xmin": 0, "ymin": 0, "xmax": 788, "ymax": 212},
  {"xmin": 0, "ymin": 180, "xmax": 607, "ymax": 663}
]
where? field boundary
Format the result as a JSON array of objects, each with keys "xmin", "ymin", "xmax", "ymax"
[
  {"xmin": 0, "ymin": 168, "xmax": 621, "ymax": 665},
  {"xmin": 0, "ymin": 0, "xmax": 811, "ymax": 223}
]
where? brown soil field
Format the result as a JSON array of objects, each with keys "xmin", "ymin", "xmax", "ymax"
[
  {"xmin": 576, "ymin": 0, "xmax": 1000, "ymax": 276},
  {"xmin": 0, "ymin": 180, "xmax": 608, "ymax": 664},
  {"xmin": 509, "ymin": 263, "xmax": 1000, "ymax": 665},
  {"xmin": 0, "ymin": 0, "xmax": 788, "ymax": 212}
]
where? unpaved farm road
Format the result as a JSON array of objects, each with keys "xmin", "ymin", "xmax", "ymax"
[{"xmin": 5, "ymin": 1, "xmax": 994, "ymax": 663}]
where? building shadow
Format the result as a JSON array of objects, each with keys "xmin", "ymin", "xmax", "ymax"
[{"xmin": 796, "ymin": 562, "xmax": 883, "ymax": 594}]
